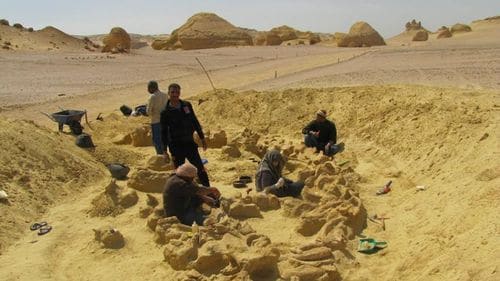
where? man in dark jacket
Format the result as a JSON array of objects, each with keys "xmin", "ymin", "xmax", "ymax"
[
  {"xmin": 302, "ymin": 110, "xmax": 343, "ymax": 156},
  {"xmin": 163, "ymin": 162, "xmax": 220, "ymax": 226},
  {"xmin": 160, "ymin": 83, "xmax": 210, "ymax": 186}
]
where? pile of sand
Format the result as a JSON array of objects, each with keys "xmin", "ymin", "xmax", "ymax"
[
  {"xmin": 337, "ymin": 21, "xmax": 386, "ymax": 47},
  {"xmin": 0, "ymin": 84, "xmax": 498, "ymax": 280},
  {"xmin": 0, "ymin": 118, "xmax": 106, "ymax": 253},
  {"xmin": 0, "ymin": 23, "xmax": 97, "ymax": 51},
  {"xmin": 102, "ymin": 27, "xmax": 131, "ymax": 53},
  {"xmin": 89, "ymin": 179, "xmax": 138, "ymax": 217},
  {"xmin": 152, "ymin": 13, "xmax": 252, "ymax": 50}
]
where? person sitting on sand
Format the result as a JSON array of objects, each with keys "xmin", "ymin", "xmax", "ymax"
[
  {"xmin": 255, "ymin": 149, "xmax": 304, "ymax": 197},
  {"xmin": 302, "ymin": 109, "xmax": 343, "ymax": 156},
  {"xmin": 163, "ymin": 162, "xmax": 220, "ymax": 226}
]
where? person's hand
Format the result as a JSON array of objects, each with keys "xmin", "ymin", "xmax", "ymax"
[
  {"xmin": 207, "ymin": 187, "xmax": 221, "ymax": 199},
  {"xmin": 200, "ymin": 195, "xmax": 217, "ymax": 206},
  {"xmin": 276, "ymin": 177, "xmax": 285, "ymax": 188},
  {"xmin": 310, "ymin": 131, "xmax": 319, "ymax": 137},
  {"xmin": 201, "ymin": 139, "xmax": 208, "ymax": 151},
  {"xmin": 325, "ymin": 142, "xmax": 332, "ymax": 150}
]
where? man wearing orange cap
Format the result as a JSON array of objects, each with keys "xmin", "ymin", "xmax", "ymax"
[
  {"xmin": 162, "ymin": 162, "xmax": 220, "ymax": 226},
  {"xmin": 302, "ymin": 110, "xmax": 343, "ymax": 156}
]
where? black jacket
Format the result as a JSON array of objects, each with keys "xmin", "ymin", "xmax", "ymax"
[
  {"xmin": 160, "ymin": 100, "xmax": 205, "ymax": 148},
  {"xmin": 302, "ymin": 119, "xmax": 337, "ymax": 144}
]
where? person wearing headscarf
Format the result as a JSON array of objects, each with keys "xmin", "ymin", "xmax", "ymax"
[
  {"xmin": 255, "ymin": 149, "xmax": 304, "ymax": 197},
  {"xmin": 163, "ymin": 162, "xmax": 220, "ymax": 226}
]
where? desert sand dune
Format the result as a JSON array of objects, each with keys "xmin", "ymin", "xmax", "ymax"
[
  {"xmin": 0, "ymin": 13, "xmax": 499, "ymax": 281},
  {"xmin": 0, "ymin": 24, "xmax": 96, "ymax": 52}
]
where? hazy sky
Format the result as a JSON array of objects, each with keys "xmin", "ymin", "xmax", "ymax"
[{"xmin": 1, "ymin": 0, "xmax": 498, "ymax": 37}]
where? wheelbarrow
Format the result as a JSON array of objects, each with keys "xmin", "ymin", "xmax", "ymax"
[{"xmin": 41, "ymin": 108, "xmax": 92, "ymax": 134}]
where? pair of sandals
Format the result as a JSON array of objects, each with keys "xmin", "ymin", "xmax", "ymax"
[
  {"xmin": 30, "ymin": 221, "xmax": 52, "ymax": 236},
  {"xmin": 233, "ymin": 176, "xmax": 252, "ymax": 188}
]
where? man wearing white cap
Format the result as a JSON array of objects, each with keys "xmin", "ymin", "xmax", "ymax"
[
  {"xmin": 162, "ymin": 162, "xmax": 220, "ymax": 226},
  {"xmin": 302, "ymin": 110, "xmax": 343, "ymax": 156}
]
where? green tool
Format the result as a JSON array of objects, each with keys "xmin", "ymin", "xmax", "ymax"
[{"xmin": 358, "ymin": 238, "xmax": 388, "ymax": 254}]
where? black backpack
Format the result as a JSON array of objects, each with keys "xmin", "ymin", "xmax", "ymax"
[
  {"xmin": 106, "ymin": 163, "xmax": 130, "ymax": 180},
  {"xmin": 120, "ymin": 105, "xmax": 132, "ymax": 116},
  {"xmin": 75, "ymin": 133, "xmax": 95, "ymax": 148},
  {"xmin": 68, "ymin": 120, "xmax": 83, "ymax": 135}
]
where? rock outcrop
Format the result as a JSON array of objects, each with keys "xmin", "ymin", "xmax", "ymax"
[
  {"xmin": 253, "ymin": 25, "xmax": 321, "ymax": 46},
  {"xmin": 451, "ymin": 23, "xmax": 472, "ymax": 34},
  {"xmin": 337, "ymin": 21, "xmax": 386, "ymax": 47},
  {"xmin": 437, "ymin": 27, "xmax": 452, "ymax": 39},
  {"xmin": 94, "ymin": 226, "xmax": 125, "ymax": 249},
  {"xmin": 102, "ymin": 27, "xmax": 131, "ymax": 53},
  {"xmin": 405, "ymin": 19, "xmax": 423, "ymax": 31},
  {"xmin": 127, "ymin": 168, "xmax": 168, "ymax": 193},
  {"xmin": 152, "ymin": 13, "xmax": 252, "ymax": 50},
  {"xmin": 412, "ymin": 30, "xmax": 429, "ymax": 41}
]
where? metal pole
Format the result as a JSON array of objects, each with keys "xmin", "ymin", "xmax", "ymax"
[{"xmin": 195, "ymin": 57, "xmax": 217, "ymax": 92}]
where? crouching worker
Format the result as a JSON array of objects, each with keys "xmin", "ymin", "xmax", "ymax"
[
  {"xmin": 255, "ymin": 149, "xmax": 304, "ymax": 197},
  {"xmin": 302, "ymin": 109, "xmax": 343, "ymax": 156},
  {"xmin": 163, "ymin": 162, "xmax": 221, "ymax": 226}
]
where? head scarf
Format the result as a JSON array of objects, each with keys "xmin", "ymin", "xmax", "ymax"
[{"xmin": 257, "ymin": 149, "xmax": 285, "ymax": 180}]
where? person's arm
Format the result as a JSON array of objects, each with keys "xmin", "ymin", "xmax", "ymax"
[
  {"xmin": 302, "ymin": 121, "xmax": 312, "ymax": 134},
  {"xmin": 160, "ymin": 109, "xmax": 170, "ymax": 151},
  {"xmin": 196, "ymin": 186, "xmax": 221, "ymax": 207},
  {"xmin": 258, "ymin": 170, "xmax": 284, "ymax": 190},
  {"xmin": 188, "ymin": 103, "xmax": 207, "ymax": 149},
  {"xmin": 146, "ymin": 95, "xmax": 154, "ymax": 118},
  {"xmin": 302, "ymin": 121, "xmax": 317, "ymax": 135}
]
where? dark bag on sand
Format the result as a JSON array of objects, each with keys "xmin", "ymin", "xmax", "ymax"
[
  {"xmin": 75, "ymin": 133, "xmax": 95, "ymax": 148},
  {"xmin": 134, "ymin": 105, "xmax": 148, "ymax": 116},
  {"xmin": 120, "ymin": 105, "xmax": 132, "ymax": 116},
  {"xmin": 106, "ymin": 163, "xmax": 130, "ymax": 180},
  {"xmin": 68, "ymin": 120, "xmax": 83, "ymax": 135}
]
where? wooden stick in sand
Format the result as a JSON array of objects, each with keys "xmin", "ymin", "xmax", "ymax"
[{"xmin": 195, "ymin": 57, "xmax": 217, "ymax": 92}]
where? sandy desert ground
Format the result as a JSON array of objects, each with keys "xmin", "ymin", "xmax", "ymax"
[{"xmin": 0, "ymin": 16, "xmax": 499, "ymax": 281}]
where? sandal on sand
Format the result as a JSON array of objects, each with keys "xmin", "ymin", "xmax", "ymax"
[
  {"xmin": 239, "ymin": 176, "xmax": 252, "ymax": 183},
  {"xmin": 233, "ymin": 181, "xmax": 247, "ymax": 188},
  {"xmin": 38, "ymin": 225, "xmax": 52, "ymax": 236},
  {"xmin": 358, "ymin": 238, "xmax": 387, "ymax": 254},
  {"xmin": 30, "ymin": 222, "xmax": 48, "ymax": 231}
]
